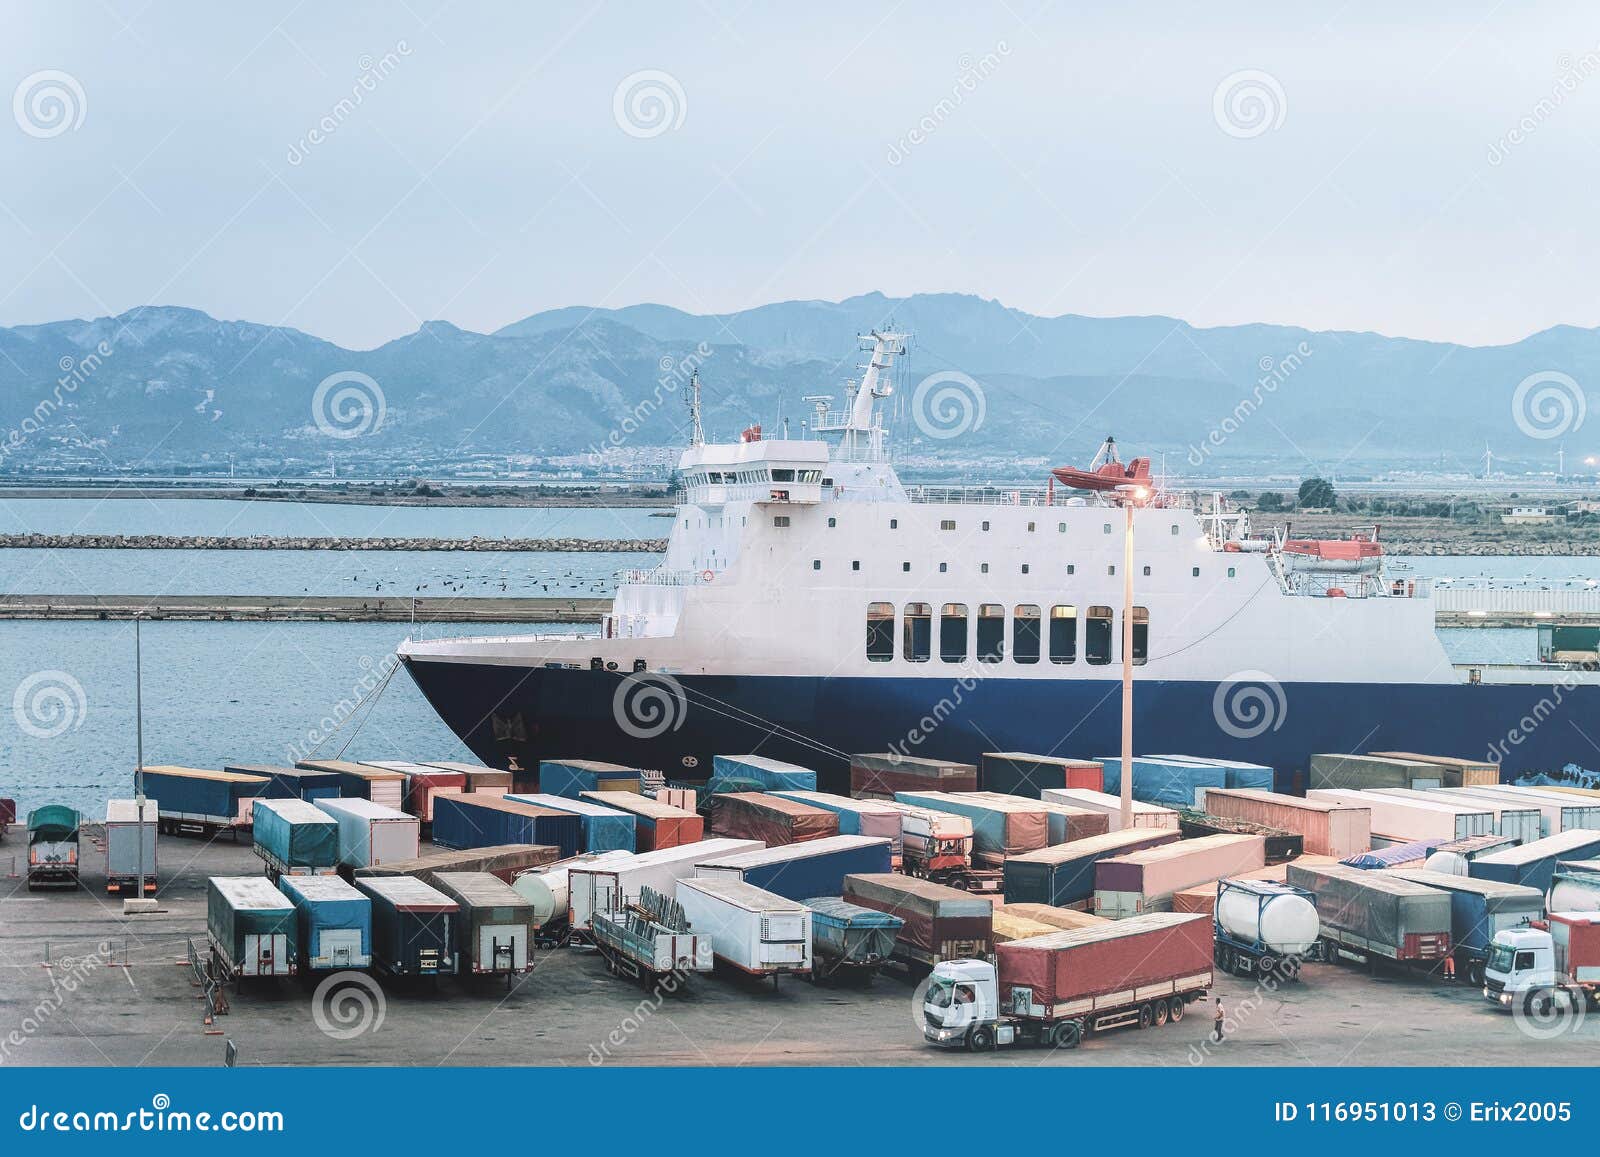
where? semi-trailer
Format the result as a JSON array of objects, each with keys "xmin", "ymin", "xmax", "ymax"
[
  {"xmin": 376, "ymin": 764, "xmax": 466, "ymax": 825},
  {"xmin": 996, "ymin": 903, "xmax": 1111, "ymax": 932},
  {"xmin": 921, "ymin": 912, "xmax": 1213, "ymax": 1051},
  {"xmin": 567, "ymin": 838, "xmax": 761, "ymax": 931},
  {"xmin": 141, "ymin": 766, "xmax": 267, "ymax": 837},
  {"xmin": 295, "ymin": 760, "xmax": 405, "ymax": 810},
  {"xmin": 431, "ymin": 794, "xmax": 581, "ymax": 857},
  {"xmin": 537, "ymin": 759, "xmax": 643, "ymax": 798},
  {"xmin": 1308, "ymin": 788, "xmax": 1495, "ymax": 843},
  {"xmin": 356, "ymin": 843, "xmax": 561, "ymax": 886},
  {"xmin": 507, "ymin": 792, "xmax": 636, "ymax": 853},
  {"xmin": 804, "ymin": 897, "xmax": 904, "ymax": 981},
  {"xmin": 1367, "ymin": 752, "xmax": 1501, "ymax": 788},
  {"xmin": 1002, "ymin": 828, "xmax": 1182, "ymax": 908},
  {"xmin": 1549, "ymin": 860, "xmax": 1600, "ymax": 911},
  {"xmin": 768, "ymin": 789, "xmax": 903, "ymax": 853},
  {"xmin": 317, "ymin": 798, "xmax": 420, "ymax": 869},
  {"xmin": 353, "ymin": 876, "xmax": 458, "ymax": 977},
  {"xmin": 1097, "ymin": 756, "xmax": 1227, "ymax": 808},
  {"xmin": 1386, "ymin": 868, "xmax": 1544, "ymax": 984},
  {"xmin": 1444, "ymin": 785, "xmax": 1600, "ymax": 837},
  {"xmin": 712, "ymin": 753, "xmax": 818, "ymax": 791},
  {"xmin": 979, "ymin": 752, "xmax": 1103, "ymax": 798},
  {"xmin": 1147, "ymin": 754, "xmax": 1277, "ymax": 792},
  {"xmin": 1373, "ymin": 789, "xmax": 1541, "ymax": 845},
  {"xmin": 872, "ymin": 800, "xmax": 989, "ymax": 889},
  {"xmin": 0, "ymin": 797, "xmax": 15, "ymax": 842},
  {"xmin": 969, "ymin": 791, "xmax": 1108, "ymax": 846},
  {"xmin": 1484, "ymin": 913, "xmax": 1600, "ymax": 1013},
  {"xmin": 1212, "ymin": 878, "xmax": 1322, "ymax": 980},
  {"xmin": 1191, "ymin": 788, "xmax": 1369, "ymax": 857},
  {"xmin": 1093, "ymin": 833, "xmax": 1267, "ymax": 918},
  {"xmin": 1039, "ymin": 787, "xmax": 1180, "ymax": 832},
  {"xmin": 417, "ymin": 761, "xmax": 514, "ymax": 794},
  {"xmin": 694, "ymin": 835, "xmax": 894, "ymax": 901},
  {"xmin": 893, "ymin": 791, "xmax": 1048, "ymax": 866},
  {"xmin": 207, "ymin": 876, "xmax": 296, "ymax": 978},
  {"xmin": 1172, "ymin": 855, "xmax": 1338, "ymax": 915},
  {"xmin": 1308, "ymin": 753, "xmax": 1444, "ymax": 791},
  {"xmin": 225, "ymin": 764, "xmax": 342, "ymax": 801},
  {"xmin": 709, "ymin": 792, "xmax": 838, "ymax": 845},
  {"xmin": 1285, "ymin": 862, "xmax": 1452, "ymax": 970},
  {"xmin": 590, "ymin": 885, "xmax": 712, "ymax": 985},
  {"xmin": 1177, "ymin": 810, "xmax": 1302, "ymax": 864},
  {"xmin": 582, "ymin": 790, "xmax": 704, "ymax": 850},
  {"xmin": 994, "ymin": 911, "xmax": 1061, "ymax": 943},
  {"xmin": 278, "ymin": 874, "xmax": 372, "ymax": 971},
  {"xmin": 430, "ymin": 872, "xmax": 536, "ymax": 978},
  {"xmin": 251, "ymin": 798, "xmax": 339, "ymax": 879},
  {"xmin": 842, "ymin": 873, "xmax": 994, "ymax": 969},
  {"xmin": 104, "ymin": 798, "xmax": 157, "ymax": 895},
  {"xmin": 1470, "ymin": 829, "xmax": 1600, "ymax": 892},
  {"xmin": 850, "ymin": 752, "xmax": 977, "ymax": 799},
  {"xmin": 511, "ymin": 851, "xmax": 635, "ymax": 926},
  {"xmin": 676, "ymin": 877, "xmax": 813, "ymax": 983},
  {"xmin": 26, "ymin": 805, "xmax": 80, "ymax": 891}
]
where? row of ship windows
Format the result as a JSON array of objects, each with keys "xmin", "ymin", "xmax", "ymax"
[
  {"xmin": 865, "ymin": 602, "xmax": 1149, "ymax": 665},
  {"xmin": 684, "ymin": 468, "xmax": 825, "ymax": 487}
]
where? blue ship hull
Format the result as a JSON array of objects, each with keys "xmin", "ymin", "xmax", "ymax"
[{"xmin": 399, "ymin": 659, "xmax": 1586, "ymax": 794}]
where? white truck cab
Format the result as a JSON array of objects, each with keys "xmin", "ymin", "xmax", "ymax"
[
  {"xmin": 924, "ymin": 959, "xmax": 1011, "ymax": 1049},
  {"xmin": 1483, "ymin": 926, "xmax": 1554, "ymax": 1009},
  {"xmin": 1484, "ymin": 914, "xmax": 1600, "ymax": 1013}
]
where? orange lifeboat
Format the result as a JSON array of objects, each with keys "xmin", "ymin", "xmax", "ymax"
[
  {"xmin": 1051, "ymin": 435, "xmax": 1152, "ymax": 493},
  {"xmin": 1280, "ymin": 530, "xmax": 1382, "ymax": 573}
]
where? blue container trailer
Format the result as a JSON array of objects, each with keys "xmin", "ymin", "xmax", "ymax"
[
  {"xmin": 142, "ymin": 766, "xmax": 268, "ymax": 836},
  {"xmin": 506, "ymin": 793, "xmax": 636, "ymax": 853},
  {"xmin": 1149, "ymin": 755, "xmax": 1276, "ymax": 792},
  {"xmin": 354, "ymin": 876, "xmax": 458, "ymax": 977},
  {"xmin": 432, "ymin": 794, "xmax": 581, "ymax": 857},
  {"xmin": 227, "ymin": 764, "xmax": 342, "ymax": 801},
  {"xmin": 694, "ymin": 835, "xmax": 894, "ymax": 901},
  {"xmin": 805, "ymin": 896, "xmax": 904, "ymax": 980},
  {"xmin": 278, "ymin": 874, "xmax": 373, "ymax": 971},
  {"xmin": 1387, "ymin": 868, "xmax": 1544, "ymax": 984},
  {"xmin": 251, "ymin": 798, "xmax": 339, "ymax": 878},
  {"xmin": 1097, "ymin": 757, "xmax": 1228, "ymax": 809},
  {"xmin": 712, "ymin": 754, "xmax": 818, "ymax": 791},
  {"xmin": 1470, "ymin": 829, "xmax": 1600, "ymax": 892},
  {"xmin": 207, "ymin": 876, "xmax": 297, "ymax": 977},
  {"xmin": 538, "ymin": 760, "xmax": 644, "ymax": 799}
]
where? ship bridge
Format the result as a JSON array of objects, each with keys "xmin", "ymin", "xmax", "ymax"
[{"xmin": 677, "ymin": 439, "xmax": 829, "ymax": 506}]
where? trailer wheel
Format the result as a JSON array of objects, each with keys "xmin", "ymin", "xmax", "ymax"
[
  {"xmin": 1153, "ymin": 1000, "xmax": 1170, "ymax": 1028},
  {"xmin": 968, "ymin": 1026, "xmax": 995, "ymax": 1052},
  {"xmin": 1137, "ymin": 1003, "xmax": 1154, "ymax": 1029},
  {"xmin": 1168, "ymin": 996, "xmax": 1185, "ymax": 1023},
  {"xmin": 1047, "ymin": 1020, "xmax": 1080, "ymax": 1050}
]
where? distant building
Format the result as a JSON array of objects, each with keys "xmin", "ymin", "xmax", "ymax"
[{"xmin": 1502, "ymin": 506, "xmax": 1558, "ymax": 525}]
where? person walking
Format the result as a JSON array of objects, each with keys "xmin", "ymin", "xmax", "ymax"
[{"xmin": 1212, "ymin": 997, "xmax": 1226, "ymax": 1043}]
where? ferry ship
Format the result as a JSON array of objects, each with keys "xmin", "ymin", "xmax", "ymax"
[{"xmin": 397, "ymin": 331, "xmax": 1594, "ymax": 790}]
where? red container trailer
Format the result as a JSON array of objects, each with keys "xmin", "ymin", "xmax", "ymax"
[
  {"xmin": 581, "ymin": 790, "xmax": 703, "ymax": 850},
  {"xmin": 400, "ymin": 768, "xmax": 467, "ymax": 823},
  {"xmin": 842, "ymin": 873, "xmax": 993, "ymax": 967},
  {"xmin": 709, "ymin": 792, "xmax": 837, "ymax": 846},
  {"xmin": 850, "ymin": 753, "xmax": 978, "ymax": 800}
]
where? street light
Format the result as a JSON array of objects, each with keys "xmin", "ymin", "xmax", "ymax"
[{"xmin": 1114, "ymin": 483, "xmax": 1149, "ymax": 831}]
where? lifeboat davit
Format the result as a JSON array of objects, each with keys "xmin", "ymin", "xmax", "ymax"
[{"xmin": 1051, "ymin": 436, "xmax": 1152, "ymax": 493}]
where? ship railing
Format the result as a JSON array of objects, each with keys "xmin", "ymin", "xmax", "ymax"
[
  {"xmin": 622, "ymin": 567, "xmax": 712, "ymax": 587},
  {"xmin": 907, "ymin": 484, "xmax": 1056, "ymax": 506}
]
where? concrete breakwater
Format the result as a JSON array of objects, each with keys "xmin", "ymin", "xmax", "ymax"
[
  {"xmin": 0, "ymin": 533, "xmax": 666, "ymax": 552},
  {"xmin": 0, "ymin": 594, "xmax": 611, "ymax": 622}
]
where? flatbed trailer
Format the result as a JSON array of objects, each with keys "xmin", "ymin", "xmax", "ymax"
[{"xmin": 589, "ymin": 886, "xmax": 712, "ymax": 986}]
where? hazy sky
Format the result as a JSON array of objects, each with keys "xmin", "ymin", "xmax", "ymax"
[{"xmin": 4, "ymin": 2, "xmax": 1600, "ymax": 349}]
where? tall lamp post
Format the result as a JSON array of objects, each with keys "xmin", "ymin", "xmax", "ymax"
[{"xmin": 1115, "ymin": 484, "xmax": 1149, "ymax": 831}]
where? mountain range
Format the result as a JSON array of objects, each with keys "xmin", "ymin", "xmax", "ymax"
[{"xmin": 1, "ymin": 291, "xmax": 1595, "ymax": 474}]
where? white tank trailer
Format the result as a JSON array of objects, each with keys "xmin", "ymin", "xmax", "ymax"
[
  {"xmin": 1548, "ymin": 861, "xmax": 1600, "ymax": 913},
  {"xmin": 1213, "ymin": 877, "xmax": 1322, "ymax": 980},
  {"xmin": 511, "ymin": 850, "xmax": 635, "ymax": 926}
]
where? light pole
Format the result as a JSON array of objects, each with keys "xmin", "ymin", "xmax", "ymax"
[
  {"xmin": 135, "ymin": 614, "xmax": 147, "ymax": 902},
  {"xmin": 1115, "ymin": 484, "xmax": 1149, "ymax": 831}
]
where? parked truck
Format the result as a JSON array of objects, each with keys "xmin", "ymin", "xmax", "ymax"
[
  {"xmin": 921, "ymin": 912, "xmax": 1213, "ymax": 1051},
  {"xmin": 278, "ymin": 874, "xmax": 373, "ymax": 972},
  {"xmin": 843, "ymin": 873, "xmax": 994, "ymax": 970},
  {"xmin": 1388, "ymin": 868, "xmax": 1544, "ymax": 984},
  {"xmin": 590, "ymin": 884, "xmax": 712, "ymax": 986},
  {"xmin": 207, "ymin": 876, "xmax": 297, "ymax": 979},
  {"xmin": 251, "ymin": 798, "xmax": 338, "ymax": 880},
  {"xmin": 26, "ymin": 805, "xmax": 80, "ymax": 891},
  {"xmin": 1484, "ymin": 912, "xmax": 1600, "ymax": 1013},
  {"xmin": 103, "ymin": 799, "xmax": 157, "ymax": 895},
  {"xmin": 430, "ymin": 871, "xmax": 536, "ymax": 980},
  {"xmin": 1213, "ymin": 878, "xmax": 1323, "ymax": 980},
  {"xmin": 876, "ymin": 801, "xmax": 996, "ymax": 891},
  {"xmin": 805, "ymin": 896, "xmax": 904, "ymax": 982},
  {"xmin": 676, "ymin": 876, "xmax": 812, "ymax": 985},
  {"xmin": 353, "ymin": 876, "xmax": 458, "ymax": 978},
  {"xmin": 142, "ymin": 765, "xmax": 267, "ymax": 837}
]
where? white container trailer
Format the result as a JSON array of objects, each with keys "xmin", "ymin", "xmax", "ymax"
[
  {"xmin": 1445, "ymin": 786, "xmax": 1600, "ymax": 837},
  {"xmin": 512, "ymin": 850, "xmax": 635, "ymax": 926},
  {"xmin": 1307, "ymin": 789, "xmax": 1494, "ymax": 842},
  {"xmin": 1040, "ymin": 787, "xmax": 1179, "ymax": 831},
  {"xmin": 1367, "ymin": 789, "xmax": 1541, "ymax": 845},
  {"xmin": 318, "ymin": 798, "xmax": 420, "ymax": 869},
  {"xmin": 568, "ymin": 838, "xmax": 760, "ymax": 930},
  {"xmin": 676, "ymin": 876, "xmax": 812, "ymax": 979},
  {"xmin": 104, "ymin": 798, "xmax": 158, "ymax": 895}
]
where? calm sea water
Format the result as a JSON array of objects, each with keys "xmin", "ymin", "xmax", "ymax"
[{"xmin": 0, "ymin": 497, "xmax": 1576, "ymax": 817}]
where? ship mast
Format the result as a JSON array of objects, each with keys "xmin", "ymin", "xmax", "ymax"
[
  {"xmin": 686, "ymin": 369, "xmax": 705, "ymax": 448},
  {"xmin": 812, "ymin": 329, "xmax": 908, "ymax": 461}
]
